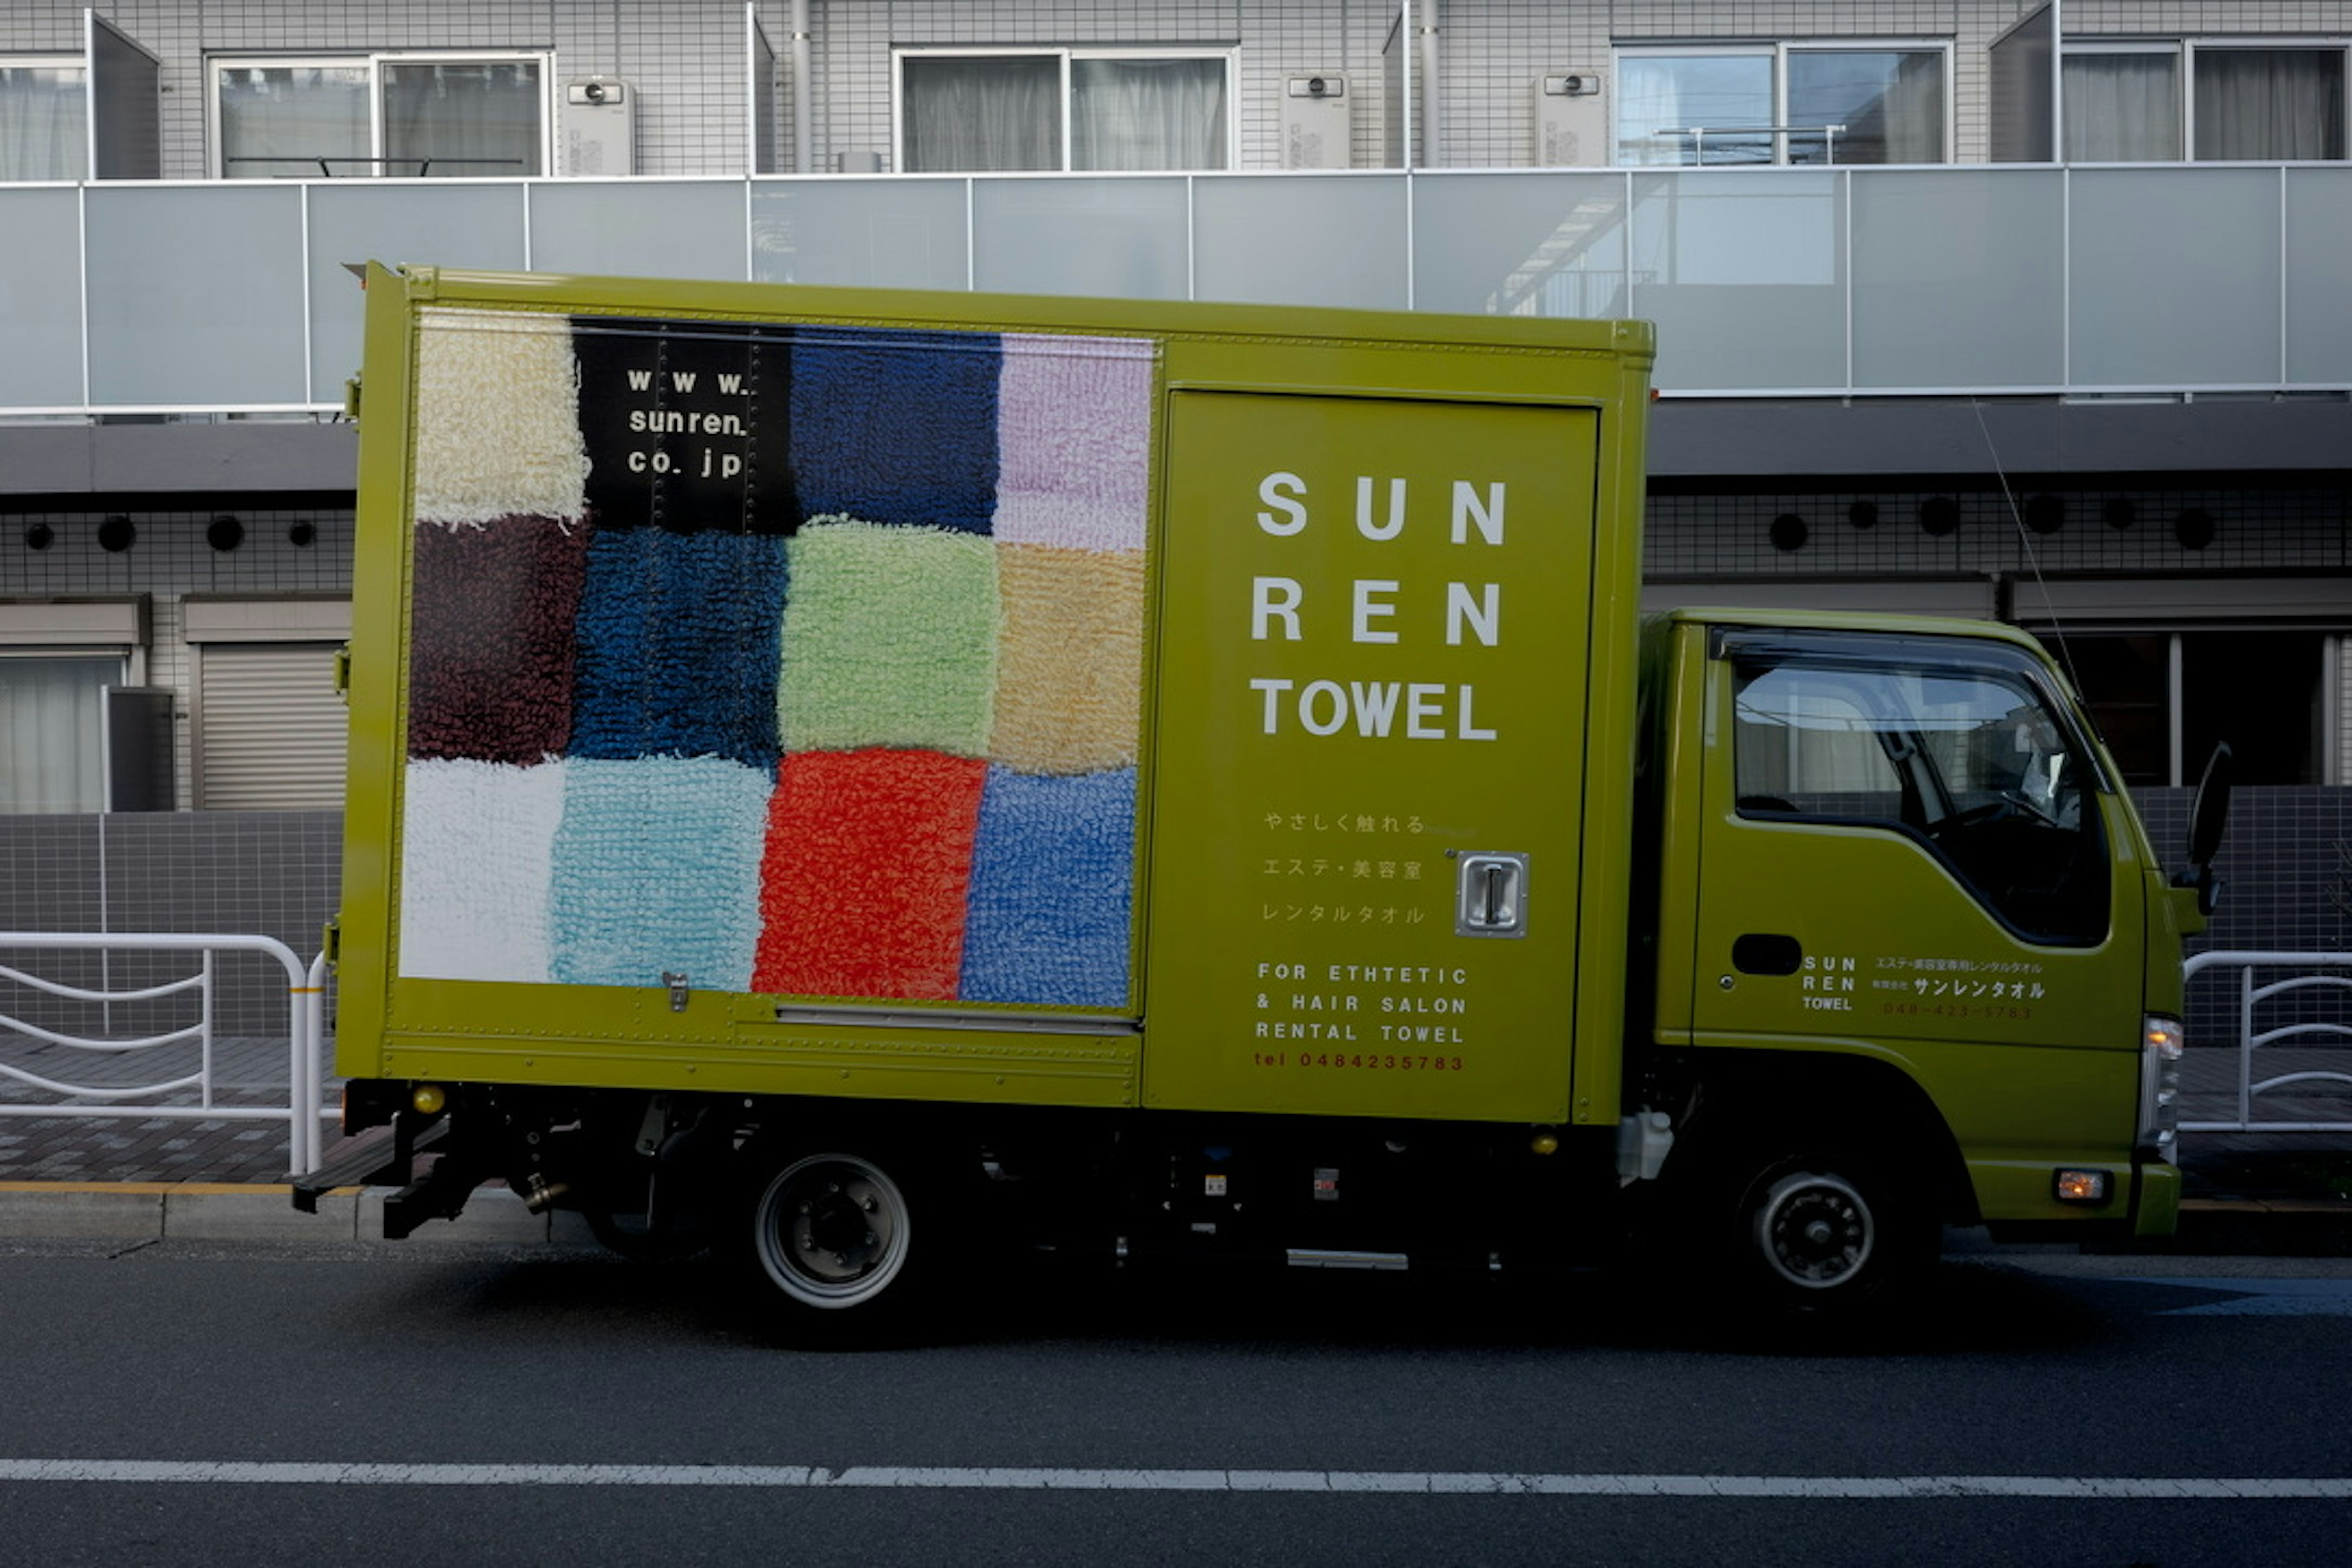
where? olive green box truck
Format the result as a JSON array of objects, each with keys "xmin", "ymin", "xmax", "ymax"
[{"xmin": 299, "ymin": 264, "xmax": 2219, "ymax": 1332}]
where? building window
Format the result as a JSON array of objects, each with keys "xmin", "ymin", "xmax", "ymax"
[
  {"xmin": 0, "ymin": 58, "xmax": 86, "ymax": 180},
  {"xmin": 0, "ymin": 655, "xmax": 124, "ymax": 813},
  {"xmin": 1615, "ymin": 43, "xmax": 1948, "ymax": 166},
  {"xmin": 2062, "ymin": 631, "xmax": 2325, "ymax": 787},
  {"xmin": 2064, "ymin": 43, "xmax": 2348, "ymax": 161},
  {"xmin": 209, "ymin": 54, "xmax": 548, "ymax": 178},
  {"xmin": 897, "ymin": 48, "xmax": 1233, "ymax": 172}
]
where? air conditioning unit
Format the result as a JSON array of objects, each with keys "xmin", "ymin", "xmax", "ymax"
[
  {"xmin": 560, "ymin": 76, "xmax": 636, "ymax": 176},
  {"xmin": 1534, "ymin": 70, "xmax": 1607, "ymax": 167},
  {"xmin": 1283, "ymin": 73, "xmax": 1352, "ymax": 170}
]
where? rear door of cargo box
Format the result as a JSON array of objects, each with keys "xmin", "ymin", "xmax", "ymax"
[{"xmin": 1142, "ymin": 387, "xmax": 1599, "ymax": 1124}]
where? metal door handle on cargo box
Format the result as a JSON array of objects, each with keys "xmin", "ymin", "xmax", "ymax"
[{"xmin": 1455, "ymin": 852, "xmax": 1528, "ymax": 938}]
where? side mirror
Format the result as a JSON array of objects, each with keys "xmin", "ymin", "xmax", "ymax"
[{"xmin": 2175, "ymin": 742, "xmax": 2233, "ymax": 916}]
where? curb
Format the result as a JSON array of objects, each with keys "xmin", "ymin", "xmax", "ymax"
[
  {"xmin": 2143, "ymin": 1195, "xmax": 2352, "ymax": 1257},
  {"xmin": 0, "ymin": 1183, "xmax": 594, "ymax": 1246}
]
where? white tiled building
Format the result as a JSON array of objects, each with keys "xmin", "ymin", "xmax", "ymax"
[{"xmin": 3, "ymin": 1, "xmax": 2350, "ymax": 959}]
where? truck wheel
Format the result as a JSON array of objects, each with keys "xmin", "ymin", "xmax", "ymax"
[
  {"xmin": 1731, "ymin": 1152, "xmax": 1924, "ymax": 1313},
  {"xmin": 740, "ymin": 1148, "xmax": 924, "ymax": 1337}
]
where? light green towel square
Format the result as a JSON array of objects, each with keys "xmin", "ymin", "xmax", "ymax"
[{"xmin": 778, "ymin": 519, "xmax": 999, "ymax": 756}]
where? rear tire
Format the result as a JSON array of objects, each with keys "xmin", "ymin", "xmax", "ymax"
[{"xmin": 737, "ymin": 1147, "xmax": 929, "ymax": 1343}]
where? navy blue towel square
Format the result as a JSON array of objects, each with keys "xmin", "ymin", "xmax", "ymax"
[{"xmin": 790, "ymin": 327, "xmax": 1002, "ymax": 533}]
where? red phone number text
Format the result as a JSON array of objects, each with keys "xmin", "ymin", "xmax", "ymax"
[{"xmin": 1254, "ymin": 1052, "xmax": 1467, "ymax": 1072}]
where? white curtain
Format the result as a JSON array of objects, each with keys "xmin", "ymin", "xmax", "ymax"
[
  {"xmin": 217, "ymin": 64, "xmax": 369, "ymax": 176},
  {"xmin": 384, "ymin": 61, "xmax": 543, "ymax": 176},
  {"xmin": 0, "ymin": 65, "xmax": 87, "ymax": 181},
  {"xmin": 1071, "ymin": 58, "xmax": 1227, "ymax": 171},
  {"xmin": 2064, "ymin": 53, "xmax": 2182, "ymax": 161},
  {"xmin": 903, "ymin": 55, "xmax": 1060, "ymax": 173},
  {"xmin": 0, "ymin": 658, "xmax": 118, "ymax": 815},
  {"xmin": 2194, "ymin": 49, "xmax": 2346, "ymax": 160}
]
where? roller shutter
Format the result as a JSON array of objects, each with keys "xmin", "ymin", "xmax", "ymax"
[{"xmin": 197, "ymin": 643, "xmax": 346, "ymax": 810}]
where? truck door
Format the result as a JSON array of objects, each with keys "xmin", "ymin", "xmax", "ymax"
[{"xmin": 1670, "ymin": 625, "xmax": 2146, "ymax": 1189}]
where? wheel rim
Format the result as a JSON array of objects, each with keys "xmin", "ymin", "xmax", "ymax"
[
  {"xmin": 752, "ymin": 1153, "xmax": 910, "ymax": 1310},
  {"xmin": 1753, "ymin": 1169, "xmax": 1874, "ymax": 1290}
]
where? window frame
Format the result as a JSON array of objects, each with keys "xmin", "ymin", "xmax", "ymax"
[
  {"xmin": 205, "ymin": 50, "xmax": 554, "ymax": 179},
  {"xmin": 890, "ymin": 44, "xmax": 1239, "ymax": 173},
  {"xmin": 2062, "ymin": 37, "xmax": 2351, "ymax": 162},
  {"xmin": 1611, "ymin": 39, "xmax": 1954, "ymax": 167}
]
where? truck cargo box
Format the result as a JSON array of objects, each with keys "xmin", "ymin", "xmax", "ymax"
[{"xmin": 339, "ymin": 266, "xmax": 1655, "ymax": 1131}]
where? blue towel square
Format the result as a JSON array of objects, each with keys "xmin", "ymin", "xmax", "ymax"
[
  {"xmin": 569, "ymin": 527, "xmax": 789, "ymax": 768},
  {"xmin": 957, "ymin": 767, "xmax": 1135, "ymax": 1008}
]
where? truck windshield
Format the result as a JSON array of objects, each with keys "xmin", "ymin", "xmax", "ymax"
[{"xmin": 1728, "ymin": 636, "xmax": 2112, "ymax": 948}]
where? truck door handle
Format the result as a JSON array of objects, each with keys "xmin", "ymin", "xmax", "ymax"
[
  {"xmin": 1732, "ymin": 933, "xmax": 1803, "ymax": 976},
  {"xmin": 1454, "ymin": 851, "xmax": 1528, "ymax": 938}
]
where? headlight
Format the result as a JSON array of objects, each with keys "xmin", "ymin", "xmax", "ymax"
[{"xmin": 2138, "ymin": 1015, "xmax": 2184, "ymax": 1159}]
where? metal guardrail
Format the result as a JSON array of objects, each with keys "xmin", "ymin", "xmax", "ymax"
[
  {"xmin": 0, "ymin": 933, "xmax": 330, "ymax": 1174},
  {"xmin": 2182, "ymin": 950, "xmax": 2352, "ymax": 1134}
]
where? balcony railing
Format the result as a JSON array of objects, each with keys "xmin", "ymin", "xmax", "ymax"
[{"xmin": 2, "ymin": 164, "xmax": 2348, "ymax": 415}]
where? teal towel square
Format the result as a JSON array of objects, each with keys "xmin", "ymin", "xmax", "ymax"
[{"xmin": 548, "ymin": 756, "xmax": 771, "ymax": 990}]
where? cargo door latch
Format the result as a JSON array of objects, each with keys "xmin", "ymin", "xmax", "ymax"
[{"xmin": 1453, "ymin": 851, "xmax": 1529, "ymax": 938}]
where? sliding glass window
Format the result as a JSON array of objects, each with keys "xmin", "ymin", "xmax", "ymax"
[
  {"xmin": 1615, "ymin": 42, "xmax": 1947, "ymax": 167},
  {"xmin": 2064, "ymin": 42, "xmax": 2347, "ymax": 162},
  {"xmin": 211, "ymin": 54, "xmax": 547, "ymax": 178},
  {"xmin": 898, "ymin": 48, "xmax": 1233, "ymax": 173}
]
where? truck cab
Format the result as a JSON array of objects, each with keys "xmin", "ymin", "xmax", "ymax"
[{"xmin": 1638, "ymin": 609, "xmax": 2198, "ymax": 1299}]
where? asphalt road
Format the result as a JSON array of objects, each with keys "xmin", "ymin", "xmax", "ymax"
[{"xmin": 2, "ymin": 1241, "xmax": 2348, "ymax": 1567}]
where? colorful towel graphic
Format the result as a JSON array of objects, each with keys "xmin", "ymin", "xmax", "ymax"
[
  {"xmin": 994, "ymin": 334, "xmax": 1153, "ymax": 552},
  {"xmin": 409, "ymin": 516, "xmax": 590, "ymax": 764},
  {"xmin": 548, "ymin": 756, "xmax": 773, "ymax": 992},
  {"xmin": 789, "ymin": 328, "xmax": 1001, "ymax": 533},
  {"xmin": 572, "ymin": 318, "xmax": 798, "ymax": 534},
  {"xmin": 959, "ymin": 767, "xmax": 1136, "ymax": 1008},
  {"xmin": 399, "ymin": 758, "xmax": 566, "ymax": 984},
  {"xmin": 777, "ymin": 520, "xmax": 998, "ymax": 758},
  {"xmin": 755, "ymin": 749, "xmax": 989, "ymax": 1000},
  {"xmin": 412, "ymin": 310, "xmax": 590, "ymax": 526},
  {"xmin": 569, "ymin": 527, "xmax": 790, "ymax": 769},
  {"xmin": 990, "ymin": 543, "xmax": 1145, "ymax": 775},
  {"xmin": 398, "ymin": 313, "xmax": 1156, "ymax": 1011}
]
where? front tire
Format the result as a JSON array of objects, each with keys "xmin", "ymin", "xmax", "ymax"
[{"xmin": 1730, "ymin": 1151, "xmax": 1927, "ymax": 1314}]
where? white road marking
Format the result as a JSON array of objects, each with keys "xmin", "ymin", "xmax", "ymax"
[{"xmin": 0, "ymin": 1461, "xmax": 2346, "ymax": 1498}]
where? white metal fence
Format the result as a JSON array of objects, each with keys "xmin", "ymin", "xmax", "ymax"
[
  {"xmin": 2182, "ymin": 951, "xmax": 2352, "ymax": 1135},
  {"xmin": 0, "ymin": 933, "xmax": 331, "ymax": 1174}
]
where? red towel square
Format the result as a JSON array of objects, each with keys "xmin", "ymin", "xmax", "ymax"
[{"xmin": 755, "ymin": 749, "xmax": 987, "ymax": 1000}]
